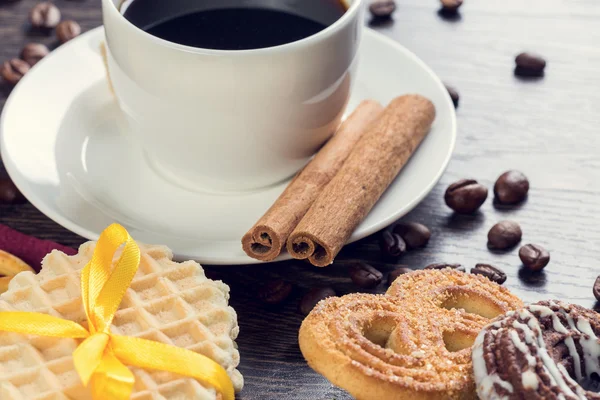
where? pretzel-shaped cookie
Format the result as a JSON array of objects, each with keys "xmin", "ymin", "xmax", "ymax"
[{"xmin": 299, "ymin": 269, "xmax": 523, "ymax": 400}]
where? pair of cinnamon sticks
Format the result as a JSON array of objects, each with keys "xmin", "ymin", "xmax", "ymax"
[{"xmin": 242, "ymin": 94, "xmax": 436, "ymax": 266}]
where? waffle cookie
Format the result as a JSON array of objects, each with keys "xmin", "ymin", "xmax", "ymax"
[{"xmin": 0, "ymin": 241, "xmax": 243, "ymax": 399}]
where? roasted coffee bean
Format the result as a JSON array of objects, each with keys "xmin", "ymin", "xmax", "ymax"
[
  {"xmin": 515, "ymin": 52, "xmax": 546, "ymax": 77},
  {"xmin": 424, "ymin": 263, "xmax": 465, "ymax": 272},
  {"xmin": 388, "ymin": 267, "xmax": 413, "ymax": 285},
  {"xmin": 393, "ymin": 222, "xmax": 431, "ymax": 249},
  {"xmin": 1, "ymin": 59, "xmax": 30, "ymax": 86},
  {"xmin": 471, "ymin": 264, "xmax": 507, "ymax": 284},
  {"xmin": 445, "ymin": 84, "xmax": 459, "ymax": 108},
  {"xmin": 257, "ymin": 279, "xmax": 293, "ymax": 305},
  {"xmin": 594, "ymin": 276, "xmax": 600, "ymax": 301},
  {"xmin": 29, "ymin": 2, "xmax": 61, "ymax": 30},
  {"xmin": 379, "ymin": 230, "xmax": 406, "ymax": 257},
  {"xmin": 488, "ymin": 220, "xmax": 522, "ymax": 250},
  {"xmin": 21, "ymin": 43, "xmax": 50, "ymax": 67},
  {"xmin": 441, "ymin": 0, "xmax": 463, "ymax": 12},
  {"xmin": 494, "ymin": 170, "xmax": 529, "ymax": 205},
  {"xmin": 56, "ymin": 20, "xmax": 81, "ymax": 43},
  {"xmin": 369, "ymin": 0, "xmax": 396, "ymax": 18},
  {"xmin": 444, "ymin": 179, "xmax": 488, "ymax": 214},
  {"xmin": 349, "ymin": 262, "xmax": 383, "ymax": 289},
  {"xmin": 299, "ymin": 287, "xmax": 336, "ymax": 315},
  {"xmin": 519, "ymin": 244, "xmax": 550, "ymax": 272},
  {"xmin": 0, "ymin": 178, "xmax": 26, "ymax": 204}
]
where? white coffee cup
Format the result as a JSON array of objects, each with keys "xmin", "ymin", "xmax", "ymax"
[{"xmin": 102, "ymin": 0, "xmax": 363, "ymax": 192}]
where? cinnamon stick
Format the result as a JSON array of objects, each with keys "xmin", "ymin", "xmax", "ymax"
[
  {"xmin": 242, "ymin": 100, "xmax": 384, "ymax": 261},
  {"xmin": 287, "ymin": 94, "xmax": 435, "ymax": 267}
]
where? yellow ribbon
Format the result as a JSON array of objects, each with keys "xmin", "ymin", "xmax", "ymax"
[{"xmin": 0, "ymin": 224, "xmax": 234, "ymax": 400}]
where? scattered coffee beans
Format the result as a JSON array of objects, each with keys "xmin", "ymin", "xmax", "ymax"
[
  {"xmin": 445, "ymin": 84, "xmax": 459, "ymax": 108},
  {"xmin": 257, "ymin": 279, "xmax": 293, "ymax": 305},
  {"xmin": 388, "ymin": 267, "xmax": 413, "ymax": 285},
  {"xmin": 488, "ymin": 220, "xmax": 522, "ymax": 250},
  {"xmin": 393, "ymin": 222, "xmax": 431, "ymax": 249},
  {"xmin": 0, "ymin": 178, "xmax": 26, "ymax": 204},
  {"xmin": 515, "ymin": 52, "xmax": 546, "ymax": 77},
  {"xmin": 424, "ymin": 263, "xmax": 465, "ymax": 272},
  {"xmin": 440, "ymin": 0, "xmax": 463, "ymax": 12},
  {"xmin": 1, "ymin": 59, "xmax": 30, "ymax": 86},
  {"xmin": 494, "ymin": 170, "xmax": 529, "ymax": 205},
  {"xmin": 369, "ymin": 0, "xmax": 396, "ymax": 18},
  {"xmin": 20, "ymin": 43, "xmax": 50, "ymax": 67},
  {"xmin": 519, "ymin": 244, "xmax": 550, "ymax": 272},
  {"xmin": 29, "ymin": 2, "xmax": 61, "ymax": 30},
  {"xmin": 299, "ymin": 287, "xmax": 336, "ymax": 315},
  {"xmin": 348, "ymin": 262, "xmax": 383, "ymax": 289},
  {"xmin": 594, "ymin": 276, "xmax": 600, "ymax": 301},
  {"xmin": 379, "ymin": 230, "xmax": 406, "ymax": 257},
  {"xmin": 471, "ymin": 264, "xmax": 507, "ymax": 284},
  {"xmin": 444, "ymin": 179, "xmax": 488, "ymax": 214},
  {"xmin": 56, "ymin": 20, "xmax": 81, "ymax": 43}
]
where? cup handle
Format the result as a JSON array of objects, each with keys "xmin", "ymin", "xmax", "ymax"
[
  {"xmin": 99, "ymin": 40, "xmax": 135, "ymax": 140},
  {"xmin": 99, "ymin": 41, "xmax": 116, "ymax": 95}
]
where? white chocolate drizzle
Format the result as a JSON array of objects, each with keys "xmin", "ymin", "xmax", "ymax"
[
  {"xmin": 472, "ymin": 302, "xmax": 600, "ymax": 400},
  {"xmin": 576, "ymin": 317, "xmax": 600, "ymax": 378},
  {"xmin": 472, "ymin": 331, "xmax": 512, "ymax": 400},
  {"xmin": 522, "ymin": 369, "xmax": 539, "ymax": 390}
]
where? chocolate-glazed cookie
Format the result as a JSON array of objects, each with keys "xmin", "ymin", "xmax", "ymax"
[{"xmin": 473, "ymin": 300, "xmax": 600, "ymax": 400}]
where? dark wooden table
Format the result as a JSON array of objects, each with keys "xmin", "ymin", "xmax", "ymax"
[{"xmin": 2, "ymin": 0, "xmax": 600, "ymax": 399}]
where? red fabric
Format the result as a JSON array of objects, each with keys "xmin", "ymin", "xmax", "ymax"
[{"xmin": 0, "ymin": 224, "xmax": 77, "ymax": 272}]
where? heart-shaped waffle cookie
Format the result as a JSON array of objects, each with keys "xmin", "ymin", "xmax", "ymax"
[
  {"xmin": 0, "ymin": 241, "xmax": 243, "ymax": 399},
  {"xmin": 299, "ymin": 269, "xmax": 523, "ymax": 400}
]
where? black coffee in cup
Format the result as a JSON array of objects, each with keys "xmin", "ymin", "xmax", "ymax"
[{"xmin": 122, "ymin": 0, "xmax": 348, "ymax": 50}]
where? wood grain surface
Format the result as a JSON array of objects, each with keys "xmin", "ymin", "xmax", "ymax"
[{"xmin": 1, "ymin": 0, "xmax": 600, "ymax": 399}]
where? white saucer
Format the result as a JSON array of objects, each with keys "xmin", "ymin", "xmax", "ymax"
[{"xmin": 1, "ymin": 27, "xmax": 456, "ymax": 265}]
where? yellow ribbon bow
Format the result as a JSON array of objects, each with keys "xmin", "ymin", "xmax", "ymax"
[{"xmin": 0, "ymin": 224, "xmax": 234, "ymax": 400}]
